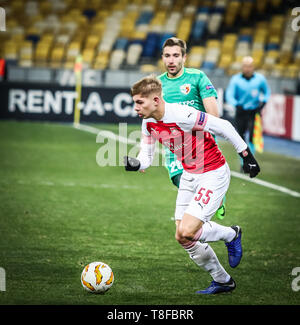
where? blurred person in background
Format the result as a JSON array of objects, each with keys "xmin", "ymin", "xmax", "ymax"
[{"xmin": 225, "ymin": 56, "xmax": 271, "ymax": 170}]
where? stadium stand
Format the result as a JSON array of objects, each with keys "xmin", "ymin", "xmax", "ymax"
[{"xmin": 0, "ymin": 0, "xmax": 299, "ymax": 79}]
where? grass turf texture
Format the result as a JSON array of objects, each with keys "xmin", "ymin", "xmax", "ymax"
[{"xmin": 0, "ymin": 120, "xmax": 300, "ymax": 305}]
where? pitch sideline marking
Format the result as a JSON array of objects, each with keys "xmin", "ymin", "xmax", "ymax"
[{"xmin": 73, "ymin": 123, "xmax": 300, "ymax": 198}]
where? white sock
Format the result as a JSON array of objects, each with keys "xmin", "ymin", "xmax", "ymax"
[
  {"xmin": 185, "ymin": 241, "xmax": 231, "ymax": 283},
  {"xmin": 199, "ymin": 221, "xmax": 236, "ymax": 243}
]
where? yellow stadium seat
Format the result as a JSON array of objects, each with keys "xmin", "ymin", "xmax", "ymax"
[
  {"xmin": 285, "ymin": 64, "xmax": 299, "ymax": 79},
  {"xmin": 40, "ymin": 33, "xmax": 55, "ymax": 44},
  {"xmin": 131, "ymin": 31, "xmax": 147, "ymax": 41},
  {"xmin": 218, "ymin": 54, "xmax": 233, "ymax": 69},
  {"xmin": 222, "ymin": 34, "xmax": 238, "ymax": 54},
  {"xmin": 225, "ymin": 1, "xmax": 241, "ymax": 27},
  {"xmin": 252, "ymin": 49, "xmax": 265, "ymax": 67},
  {"xmin": 268, "ymin": 35, "xmax": 280, "ymax": 44},
  {"xmin": 19, "ymin": 41, "xmax": 32, "ymax": 59},
  {"xmin": 256, "ymin": 0, "xmax": 268, "ymax": 14},
  {"xmin": 82, "ymin": 48, "xmax": 95, "ymax": 68},
  {"xmin": 35, "ymin": 42, "xmax": 52, "ymax": 65},
  {"xmin": 270, "ymin": 63, "xmax": 284, "ymax": 77},
  {"xmin": 93, "ymin": 52, "xmax": 109, "ymax": 70},
  {"xmin": 279, "ymin": 51, "xmax": 292, "ymax": 65},
  {"xmin": 85, "ymin": 35, "xmax": 100, "ymax": 50},
  {"xmin": 6, "ymin": 18, "xmax": 18, "ymax": 30},
  {"xmin": 11, "ymin": 0, "xmax": 24, "ymax": 13},
  {"xmin": 140, "ymin": 64, "xmax": 157, "ymax": 73},
  {"xmin": 187, "ymin": 46, "xmax": 205, "ymax": 69},
  {"xmin": 18, "ymin": 41, "xmax": 33, "ymax": 67},
  {"xmin": 65, "ymin": 41, "xmax": 81, "ymax": 62},
  {"xmin": 90, "ymin": 21, "xmax": 105, "ymax": 34},
  {"xmin": 190, "ymin": 46, "xmax": 205, "ymax": 54},
  {"xmin": 120, "ymin": 16, "xmax": 136, "ymax": 39},
  {"xmin": 50, "ymin": 46, "xmax": 65, "ymax": 68},
  {"xmin": 4, "ymin": 41, "xmax": 18, "ymax": 60},
  {"xmin": 264, "ymin": 50, "xmax": 279, "ymax": 67},
  {"xmin": 240, "ymin": 1, "xmax": 253, "ymax": 21},
  {"xmin": 177, "ymin": 18, "xmax": 192, "ymax": 41},
  {"xmin": 39, "ymin": 1, "xmax": 52, "ymax": 15},
  {"xmin": 206, "ymin": 40, "xmax": 221, "ymax": 49},
  {"xmin": 63, "ymin": 61, "xmax": 76, "ymax": 69}
]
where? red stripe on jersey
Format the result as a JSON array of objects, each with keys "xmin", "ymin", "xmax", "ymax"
[{"xmin": 146, "ymin": 121, "xmax": 225, "ymax": 174}]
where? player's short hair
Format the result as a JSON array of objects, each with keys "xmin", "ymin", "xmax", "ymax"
[
  {"xmin": 130, "ymin": 75, "xmax": 162, "ymax": 97},
  {"xmin": 162, "ymin": 37, "xmax": 187, "ymax": 56}
]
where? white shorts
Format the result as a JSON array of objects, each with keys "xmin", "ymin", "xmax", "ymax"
[{"xmin": 174, "ymin": 163, "xmax": 230, "ymax": 222}]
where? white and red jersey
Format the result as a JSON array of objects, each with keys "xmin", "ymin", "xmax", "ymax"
[{"xmin": 138, "ymin": 102, "xmax": 247, "ymax": 174}]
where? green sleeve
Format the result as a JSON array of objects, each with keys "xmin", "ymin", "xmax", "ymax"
[{"xmin": 198, "ymin": 73, "xmax": 218, "ymax": 99}]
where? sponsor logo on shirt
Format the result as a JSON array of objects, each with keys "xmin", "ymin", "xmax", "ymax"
[
  {"xmin": 178, "ymin": 100, "xmax": 195, "ymax": 106},
  {"xmin": 205, "ymin": 84, "xmax": 214, "ymax": 90},
  {"xmin": 169, "ymin": 127, "xmax": 181, "ymax": 136},
  {"xmin": 180, "ymin": 83, "xmax": 191, "ymax": 95}
]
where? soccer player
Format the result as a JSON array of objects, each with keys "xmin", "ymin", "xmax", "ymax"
[
  {"xmin": 158, "ymin": 37, "xmax": 225, "ymax": 219},
  {"xmin": 124, "ymin": 76, "xmax": 260, "ymax": 294},
  {"xmin": 225, "ymin": 56, "xmax": 270, "ymax": 169}
]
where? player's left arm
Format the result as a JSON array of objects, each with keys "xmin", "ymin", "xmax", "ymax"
[{"xmin": 193, "ymin": 112, "xmax": 260, "ymax": 177}]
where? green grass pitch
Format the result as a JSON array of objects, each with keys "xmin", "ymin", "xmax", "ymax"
[{"xmin": 0, "ymin": 120, "xmax": 300, "ymax": 305}]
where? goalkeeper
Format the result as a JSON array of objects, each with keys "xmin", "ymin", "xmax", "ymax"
[{"xmin": 158, "ymin": 37, "xmax": 225, "ymax": 219}]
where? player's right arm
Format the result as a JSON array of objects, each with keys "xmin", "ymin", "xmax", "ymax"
[
  {"xmin": 136, "ymin": 133, "xmax": 156, "ymax": 170},
  {"xmin": 124, "ymin": 122, "xmax": 156, "ymax": 172}
]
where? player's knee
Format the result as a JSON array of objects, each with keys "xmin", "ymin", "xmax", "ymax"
[
  {"xmin": 175, "ymin": 227, "xmax": 195, "ymax": 243},
  {"xmin": 175, "ymin": 232, "xmax": 181, "ymax": 243}
]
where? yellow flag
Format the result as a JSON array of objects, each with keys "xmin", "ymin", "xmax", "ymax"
[
  {"xmin": 253, "ymin": 113, "xmax": 264, "ymax": 153},
  {"xmin": 74, "ymin": 55, "xmax": 82, "ymax": 126}
]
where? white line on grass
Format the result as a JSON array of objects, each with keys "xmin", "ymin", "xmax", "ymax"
[
  {"xmin": 230, "ymin": 171, "xmax": 300, "ymax": 198},
  {"xmin": 5, "ymin": 179, "xmax": 177, "ymax": 192},
  {"xmin": 73, "ymin": 123, "xmax": 300, "ymax": 198}
]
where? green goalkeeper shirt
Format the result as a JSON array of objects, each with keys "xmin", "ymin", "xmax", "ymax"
[
  {"xmin": 158, "ymin": 67, "xmax": 218, "ymax": 111},
  {"xmin": 158, "ymin": 67, "xmax": 218, "ymax": 178}
]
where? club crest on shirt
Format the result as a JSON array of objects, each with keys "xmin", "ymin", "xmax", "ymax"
[
  {"xmin": 169, "ymin": 127, "xmax": 181, "ymax": 136},
  {"xmin": 180, "ymin": 83, "xmax": 191, "ymax": 95}
]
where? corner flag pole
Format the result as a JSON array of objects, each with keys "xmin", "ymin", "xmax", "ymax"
[
  {"xmin": 74, "ymin": 55, "xmax": 82, "ymax": 126},
  {"xmin": 253, "ymin": 113, "xmax": 264, "ymax": 153}
]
